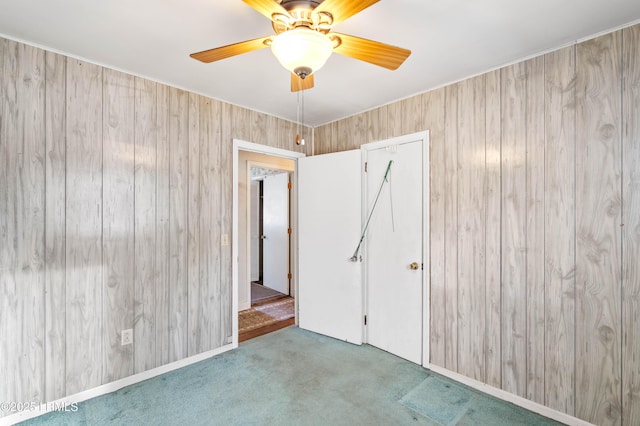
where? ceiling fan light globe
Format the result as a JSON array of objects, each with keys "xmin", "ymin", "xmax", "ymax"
[{"xmin": 271, "ymin": 27, "xmax": 332, "ymax": 76}]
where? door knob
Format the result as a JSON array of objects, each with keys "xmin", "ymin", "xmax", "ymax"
[{"xmin": 409, "ymin": 262, "xmax": 420, "ymax": 270}]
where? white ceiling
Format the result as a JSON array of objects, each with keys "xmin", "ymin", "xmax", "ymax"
[{"xmin": 1, "ymin": 0, "xmax": 639, "ymax": 127}]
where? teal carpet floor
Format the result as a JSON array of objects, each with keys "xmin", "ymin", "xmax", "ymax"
[{"xmin": 19, "ymin": 327, "xmax": 561, "ymax": 425}]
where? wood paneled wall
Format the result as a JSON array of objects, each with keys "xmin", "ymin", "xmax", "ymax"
[
  {"xmin": 313, "ymin": 24, "xmax": 640, "ymax": 426},
  {"xmin": 0, "ymin": 37, "xmax": 307, "ymax": 417}
]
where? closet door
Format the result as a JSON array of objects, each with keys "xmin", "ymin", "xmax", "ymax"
[{"xmin": 298, "ymin": 150, "xmax": 363, "ymax": 344}]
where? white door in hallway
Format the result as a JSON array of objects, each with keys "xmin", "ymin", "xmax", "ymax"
[
  {"xmin": 262, "ymin": 171, "xmax": 290, "ymax": 295},
  {"xmin": 364, "ymin": 135, "xmax": 426, "ymax": 364}
]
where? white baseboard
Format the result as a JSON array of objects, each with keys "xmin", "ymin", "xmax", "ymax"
[
  {"xmin": 427, "ymin": 364, "xmax": 594, "ymax": 426},
  {"xmin": 1, "ymin": 342, "xmax": 236, "ymax": 426}
]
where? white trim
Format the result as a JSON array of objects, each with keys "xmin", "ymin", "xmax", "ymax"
[
  {"xmin": 428, "ymin": 364, "xmax": 595, "ymax": 426},
  {"xmin": 232, "ymin": 140, "xmax": 305, "ymax": 346},
  {"xmin": 0, "ymin": 343, "xmax": 234, "ymax": 426},
  {"xmin": 360, "ymin": 131, "xmax": 430, "ymax": 365},
  {"xmin": 421, "ymin": 131, "xmax": 430, "ymax": 367}
]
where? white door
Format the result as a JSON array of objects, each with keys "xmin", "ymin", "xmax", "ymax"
[
  {"xmin": 262, "ymin": 172, "xmax": 290, "ymax": 295},
  {"xmin": 250, "ymin": 180, "xmax": 260, "ymax": 282},
  {"xmin": 364, "ymin": 137, "xmax": 425, "ymax": 364},
  {"xmin": 298, "ymin": 150, "xmax": 363, "ymax": 344}
]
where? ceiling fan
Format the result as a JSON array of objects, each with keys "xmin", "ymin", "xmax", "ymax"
[{"xmin": 190, "ymin": 0, "xmax": 411, "ymax": 92}]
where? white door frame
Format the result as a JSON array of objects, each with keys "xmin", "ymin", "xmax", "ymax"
[
  {"xmin": 361, "ymin": 131, "xmax": 430, "ymax": 366},
  {"xmin": 232, "ymin": 140, "xmax": 305, "ymax": 347}
]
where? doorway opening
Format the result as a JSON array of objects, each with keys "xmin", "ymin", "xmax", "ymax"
[
  {"xmin": 232, "ymin": 140, "xmax": 305, "ymax": 345},
  {"xmin": 241, "ymin": 164, "xmax": 293, "ymax": 342}
]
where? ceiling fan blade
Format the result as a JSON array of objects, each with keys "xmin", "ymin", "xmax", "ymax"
[
  {"xmin": 243, "ymin": 0, "xmax": 292, "ymax": 21},
  {"xmin": 313, "ymin": 0, "xmax": 379, "ymax": 27},
  {"xmin": 331, "ymin": 33, "xmax": 410, "ymax": 70},
  {"xmin": 190, "ymin": 36, "xmax": 273, "ymax": 63},
  {"xmin": 291, "ymin": 73, "xmax": 314, "ymax": 92}
]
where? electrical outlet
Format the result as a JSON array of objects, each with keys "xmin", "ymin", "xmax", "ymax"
[
  {"xmin": 121, "ymin": 329, "xmax": 133, "ymax": 346},
  {"xmin": 221, "ymin": 234, "xmax": 229, "ymax": 246}
]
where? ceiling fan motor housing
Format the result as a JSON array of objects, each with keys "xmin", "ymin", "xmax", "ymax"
[
  {"xmin": 277, "ymin": 0, "xmax": 324, "ymax": 11},
  {"xmin": 272, "ymin": 0, "xmax": 332, "ymax": 34}
]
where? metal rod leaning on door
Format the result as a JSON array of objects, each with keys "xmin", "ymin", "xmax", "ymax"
[{"xmin": 350, "ymin": 160, "xmax": 393, "ymax": 262}]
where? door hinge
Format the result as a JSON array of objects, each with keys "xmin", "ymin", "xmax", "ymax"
[
  {"xmin": 288, "ymin": 228, "xmax": 292, "ymax": 235},
  {"xmin": 287, "ymin": 182, "xmax": 292, "ymax": 190},
  {"xmin": 422, "ymin": 263, "xmax": 424, "ymax": 270},
  {"xmin": 288, "ymin": 272, "xmax": 292, "ymax": 280},
  {"xmin": 364, "ymin": 315, "xmax": 367, "ymax": 325},
  {"xmin": 364, "ymin": 162, "xmax": 368, "ymax": 172}
]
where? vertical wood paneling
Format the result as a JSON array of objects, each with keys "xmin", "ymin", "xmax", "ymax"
[
  {"xmin": 353, "ymin": 113, "xmax": 366, "ymax": 147},
  {"xmin": 155, "ymin": 83, "xmax": 171, "ymax": 366},
  {"xmin": 65, "ymin": 58, "xmax": 103, "ymax": 394},
  {"xmin": 365, "ymin": 107, "xmax": 386, "ymax": 144},
  {"xmin": 281, "ymin": 119, "xmax": 297, "ymax": 152},
  {"xmin": 278, "ymin": 117, "xmax": 290, "ymax": 150},
  {"xmin": 444, "ymin": 83, "xmax": 459, "ymax": 371},
  {"xmin": 220, "ymin": 102, "xmax": 232, "ymax": 345},
  {"xmin": 376, "ymin": 105, "xmax": 389, "ymax": 141},
  {"xmin": 21, "ymin": 46, "xmax": 45, "ymax": 405},
  {"xmin": 0, "ymin": 39, "xmax": 9, "ymax": 413},
  {"xmin": 336, "ymin": 118, "xmax": 351, "ymax": 152},
  {"xmin": 20, "ymin": 44, "xmax": 46, "ymax": 401},
  {"xmin": 312, "ymin": 123, "xmax": 331, "ymax": 155},
  {"xmin": 622, "ymin": 24, "xmax": 640, "ymax": 426},
  {"xmin": 220, "ymin": 103, "xmax": 240, "ymax": 344},
  {"xmin": 401, "ymin": 95, "xmax": 423, "ymax": 134},
  {"xmin": 44, "ymin": 50, "xmax": 67, "ymax": 401},
  {"xmin": 525, "ymin": 56, "xmax": 546, "ymax": 404},
  {"xmin": 250, "ymin": 110, "xmax": 268, "ymax": 146},
  {"xmin": 501, "ymin": 61, "xmax": 528, "ymax": 397},
  {"xmin": 303, "ymin": 124, "xmax": 313, "ymax": 156},
  {"xmin": 327, "ymin": 121, "xmax": 339, "ymax": 153},
  {"xmin": 20, "ymin": 42, "xmax": 46, "ymax": 406},
  {"xmin": 102, "ymin": 68, "xmax": 135, "ymax": 382},
  {"xmin": 544, "ymin": 45, "xmax": 576, "ymax": 415},
  {"xmin": 485, "ymin": 69, "xmax": 502, "ymax": 389},
  {"xmin": 168, "ymin": 87, "xmax": 189, "ymax": 362},
  {"xmin": 187, "ymin": 93, "xmax": 203, "ymax": 356},
  {"xmin": 1, "ymin": 38, "xmax": 19, "ymax": 408},
  {"xmin": 133, "ymin": 77, "xmax": 157, "ymax": 373},
  {"xmin": 575, "ymin": 32, "xmax": 623, "ymax": 425},
  {"xmin": 307, "ymin": 23, "xmax": 640, "ymax": 426},
  {"xmin": 0, "ymin": 40, "xmax": 46, "ymax": 412},
  {"xmin": 387, "ymin": 101, "xmax": 402, "ymax": 138},
  {"xmin": 1, "ymin": 35, "xmax": 312, "ymax": 420},
  {"xmin": 424, "ymin": 88, "xmax": 446, "ymax": 366},
  {"xmin": 201, "ymin": 98, "xmax": 223, "ymax": 349},
  {"xmin": 457, "ymin": 75, "xmax": 486, "ymax": 382}
]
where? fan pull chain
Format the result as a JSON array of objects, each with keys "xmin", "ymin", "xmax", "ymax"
[
  {"xmin": 295, "ymin": 85, "xmax": 306, "ymax": 146},
  {"xmin": 301, "ymin": 88, "xmax": 305, "ymax": 145}
]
